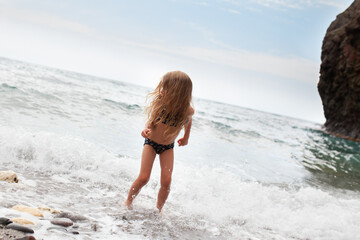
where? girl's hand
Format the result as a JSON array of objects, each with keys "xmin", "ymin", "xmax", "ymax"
[
  {"xmin": 141, "ymin": 128, "xmax": 151, "ymax": 138},
  {"xmin": 177, "ymin": 137, "xmax": 188, "ymax": 146}
]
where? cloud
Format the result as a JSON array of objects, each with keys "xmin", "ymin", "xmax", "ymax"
[
  {"xmin": 0, "ymin": 1, "xmax": 320, "ymax": 86},
  {"xmin": 105, "ymin": 36, "xmax": 319, "ymax": 84},
  {"xmin": 227, "ymin": 9, "xmax": 241, "ymax": 14},
  {"xmin": 195, "ymin": 1, "xmax": 209, "ymax": 6},
  {"xmin": 316, "ymin": 0, "xmax": 352, "ymax": 9},
  {"xmin": 253, "ymin": 0, "xmax": 307, "ymax": 9},
  {"xmin": 173, "ymin": 20, "xmax": 229, "ymax": 47},
  {"xmin": 0, "ymin": 3, "xmax": 95, "ymax": 35},
  {"xmin": 173, "ymin": 46, "xmax": 319, "ymax": 83},
  {"xmin": 221, "ymin": 0, "xmax": 352, "ymax": 10}
]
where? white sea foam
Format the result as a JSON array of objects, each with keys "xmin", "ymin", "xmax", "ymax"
[
  {"xmin": 170, "ymin": 163, "xmax": 360, "ymax": 239},
  {"xmin": 0, "ymin": 125, "xmax": 359, "ymax": 239},
  {"xmin": 0, "ymin": 126, "xmax": 138, "ymax": 184}
]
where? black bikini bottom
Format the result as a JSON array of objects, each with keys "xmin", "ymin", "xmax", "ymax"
[{"xmin": 144, "ymin": 138, "xmax": 174, "ymax": 154}]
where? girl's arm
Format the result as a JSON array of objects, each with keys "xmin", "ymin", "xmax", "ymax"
[
  {"xmin": 141, "ymin": 121, "xmax": 152, "ymax": 138},
  {"xmin": 177, "ymin": 107, "xmax": 194, "ymax": 146}
]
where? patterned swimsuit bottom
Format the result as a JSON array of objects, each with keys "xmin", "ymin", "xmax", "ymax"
[{"xmin": 144, "ymin": 138, "xmax": 174, "ymax": 154}]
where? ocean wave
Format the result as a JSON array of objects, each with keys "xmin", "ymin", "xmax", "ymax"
[
  {"xmin": 103, "ymin": 98, "xmax": 142, "ymax": 113},
  {"xmin": 295, "ymin": 128, "xmax": 360, "ymax": 190},
  {"xmin": 170, "ymin": 164, "xmax": 360, "ymax": 240},
  {"xmin": 0, "ymin": 83, "xmax": 17, "ymax": 90},
  {"xmin": 0, "ymin": 126, "xmax": 138, "ymax": 183}
]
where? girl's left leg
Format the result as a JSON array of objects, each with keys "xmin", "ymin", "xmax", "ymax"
[
  {"xmin": 157, "ymin": 149, "xmax": 174, "ymax": 212},
  {"xmin": 124, "ymin": 145, "xmax": 156, "ymax": 208}
]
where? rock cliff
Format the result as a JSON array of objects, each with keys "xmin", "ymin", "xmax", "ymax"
[{"xmin": 318, "ymin": 0, "xmax": 360, "ymax": 140}]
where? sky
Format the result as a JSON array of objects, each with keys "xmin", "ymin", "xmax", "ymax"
[{"xmin": 0, "ymin": 0, "xmax": 354, "ymax": 123}]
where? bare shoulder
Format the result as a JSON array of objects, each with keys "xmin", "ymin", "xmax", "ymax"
[{"xmin": 188, "ymin": 106, "xmax": 194, "ymax": 116}]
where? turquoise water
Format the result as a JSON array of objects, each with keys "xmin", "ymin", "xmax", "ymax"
[{"xmin": 0, "ymin": 57, "xmax": 359, "ymax": 239}]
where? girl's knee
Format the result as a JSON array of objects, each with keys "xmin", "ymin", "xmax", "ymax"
[
  {"xmin": 161, "ymin": 177, "xmax": 172, "ymax": 189},
  {"xmin": 137, "ymin": 175, "xmax": 150, "ymax": 186}
]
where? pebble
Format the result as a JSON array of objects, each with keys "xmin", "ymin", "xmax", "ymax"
[
  {"xmin": 12, "ymin": 205, "xmax": 43, "ymax": 217},
  {"xmin": 91, "ymin": 223, "xmax": 98, "ymax": 231},
  {"xmin": 0, "ymin": 217, "xmax": 12, "ymax": 225},
  {"xmin": 72, "ymin": 224, "xmax": 79, "ymax": 229},
  {"xmin": 11, "ymin": 218, "xmax": 34, "ymax": 225},
  {"xmin": 38, "ymin": 206, "xmax": 61, "ymax": 214},
  {"xmin": 6, "ymin": 223, "xmax": 34, "ymax": 233},
  {"xmin": 47, "ymin": 226, "xmax": 68, "ymax": 233},
  {"xmin": 0, "ymin": 170, "xmax": 18, "ymax": 183},
  {"xmin": 17, "ymin": 237, "xmax": 36, "ymax": 240},
  {"xmin": 50, "ymin": 218, "xmax": 73, "ymax": 227},
  {"xmin": 55, "ymin": 212, "xmax": 87, "ymax": 222},
  {"xmin": 46, "ymin": 227, "xmax": 79, "ymax": 235}
]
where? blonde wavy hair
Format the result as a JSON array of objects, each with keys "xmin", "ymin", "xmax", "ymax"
[{"xmin": 146, "ymin": 71, "xmax": 193, "ymax": 138}]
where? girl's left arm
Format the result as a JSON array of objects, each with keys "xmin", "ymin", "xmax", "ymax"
[{"xmin": 177, "ymin": 107, "xmax": 194, "ymax": 146}]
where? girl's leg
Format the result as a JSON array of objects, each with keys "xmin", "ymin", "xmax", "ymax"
[
  {"xmin": 157, "ymin": 149, "xmax": 174, "ymax": 212},
  {"xmin": 124, "ymin": 145, "xmax": 156, "ymax": 207}
]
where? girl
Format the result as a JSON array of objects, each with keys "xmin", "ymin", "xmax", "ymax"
[{"xmin": 124, "ymin": 71, "xmax": 194, "ymax": 212}]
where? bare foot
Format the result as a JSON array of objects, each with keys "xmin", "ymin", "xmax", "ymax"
[
  {"xmin": 158, "ymin": 210, "xmax": 166, "ymax": 217},
  {"xmin": 157, "ymin": 205, "xmax": 165, "ymax": 214},
  {"xmin": 122, "ymin": 200, "xmax": 133, "ymax": 210}
]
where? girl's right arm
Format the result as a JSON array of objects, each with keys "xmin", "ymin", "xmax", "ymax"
[{"xmin": 141, "ymin": 121, "xmax": 152, "ymax": 138}]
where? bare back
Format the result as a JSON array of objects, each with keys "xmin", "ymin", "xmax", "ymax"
[{"xmin": 148, "ymin": 106, "xmax": 194, "ymax": 145}]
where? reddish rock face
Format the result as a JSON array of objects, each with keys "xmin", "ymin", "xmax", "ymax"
[{"xmin": 318, "ymin": 0, "xmax": 360, "ymax": 139}]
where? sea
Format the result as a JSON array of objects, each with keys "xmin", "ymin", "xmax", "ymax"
[{"xmin": 0, "ymin": 56, "xmax": 359, "ymax": 240}]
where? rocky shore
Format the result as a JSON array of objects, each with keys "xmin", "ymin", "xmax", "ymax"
[
  {"xmin": 0, "ymin": 207, "xmax": 86, "ymax": 240},
  {"xmin": 0, "ymin": 171, "xmax": 96, "ymax": 240},
  {"xmin": 318, "ymin": 0, "xmax": 360, "ymax": 140}
]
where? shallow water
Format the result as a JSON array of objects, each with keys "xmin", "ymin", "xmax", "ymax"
[{"xmin": 0, "ymin": 57, "xmax": 359, "ymax": 239}]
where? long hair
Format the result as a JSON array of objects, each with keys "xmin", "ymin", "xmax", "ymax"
[{"xmin": 146, "ymin": 71, "xmax": 193, "ymax": 139}]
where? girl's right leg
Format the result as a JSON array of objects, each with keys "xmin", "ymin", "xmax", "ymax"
[
  {"xmin": 124, "ymin": 144, "xmax": 156, "ymax": 208},
  {"xmin": 157, "ymin": 148, "xmax": 174, "ymax": 212}
]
